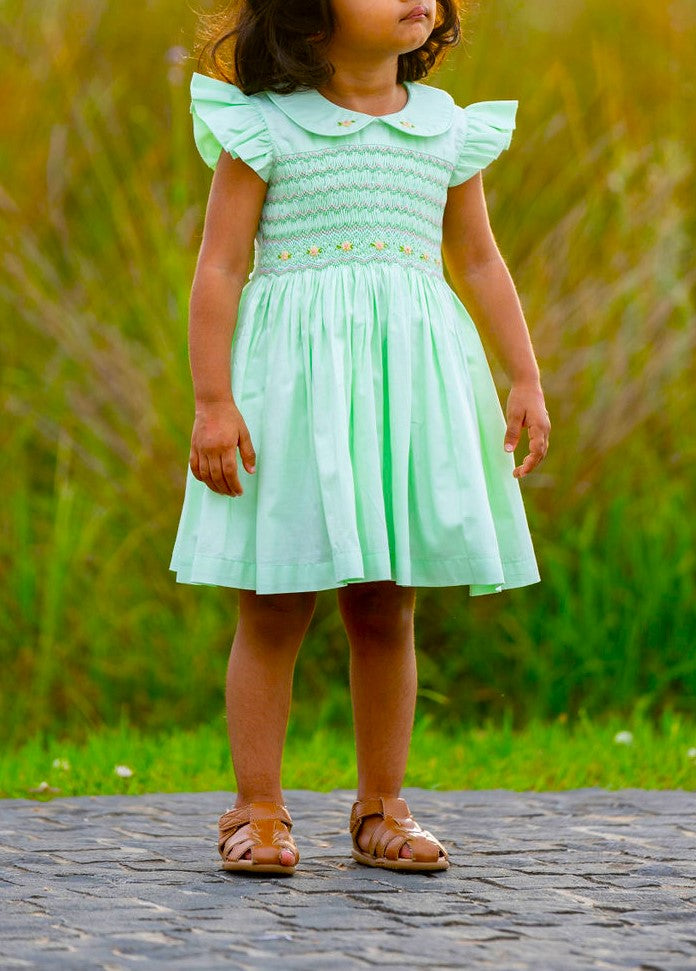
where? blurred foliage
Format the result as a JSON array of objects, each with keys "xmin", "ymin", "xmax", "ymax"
[
  {"xmin": 1, "ymin": 0, "xmax": 694, "ymax": 747},
  {"xmin": 3, "ymin": 706, "xmax": 695, "ymax": 798}
]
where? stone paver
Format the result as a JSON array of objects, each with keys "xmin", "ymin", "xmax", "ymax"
[{"xmin": 0, "ymin": 787, "xmax": 695, "ymax": 970}]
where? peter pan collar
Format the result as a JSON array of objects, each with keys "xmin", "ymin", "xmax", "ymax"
[{"xmin": 264, "ymin": 80, "xmax": 454, "ymax": 137}]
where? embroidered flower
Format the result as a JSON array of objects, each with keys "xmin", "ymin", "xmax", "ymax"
[
  {"xmin": 420, "ymin": 252, "xmax": 430, "ymax": 261},
  {"xmin": 338, "ymin": 119, "xmax": 356, "ymax": 127},
  {"xmin": 399, "ymin": 244, "xmax": 413, "ymax": 255},
  {"xmin": 434, "ymin": 256, "xmax": 442, "ymax": 266},
  {"xmin": 307, "ymin": 245, "xmax": 322, "ymax": 256},
  {"xmin": 336, "ymin": 241, "xmax": 353, "ymax": 251},
  {"xmin": 400, "ymin": 120, "xmax": 415, "ymax": 128},
  {"xmin": 371, "ymin": 240, "xmax": 388, "ymax": 250},
  {"xmin": 278, "ymin": 250, "xmax": 292, "ymax": 261}
]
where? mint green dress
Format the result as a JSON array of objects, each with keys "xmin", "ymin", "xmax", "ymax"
[{"xmin": 169, "ymin": 71, "xmax": 541, "ymax": 596}]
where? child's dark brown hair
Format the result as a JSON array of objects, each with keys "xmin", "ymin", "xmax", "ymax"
[{"xmin": 193, "ymin": 0, "xmax": 463, "ymax": 95}]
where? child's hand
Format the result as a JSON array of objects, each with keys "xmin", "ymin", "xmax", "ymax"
[
  {"xmin": 189, "ymin": 399, "xmax": 257, "ymax": 497},
  {"xmin": 503, "ymin": 382, "xmax": 550, "ymax": 479}
]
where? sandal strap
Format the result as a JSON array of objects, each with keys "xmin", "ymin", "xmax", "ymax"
[
  {"xmin": 220, "ymin": 800, "xmax": 293, "ymax": 831},
  {"xmin": 218, "ymin": 800, "xmax": 297, "ymax": 864},
  {"xmin": 349, "ymin": 795, "xmax": 410, "ymax": 835}
]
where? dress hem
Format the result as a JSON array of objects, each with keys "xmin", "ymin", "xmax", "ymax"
[{"xmin": 169, "ymin": 547, "xmax": 541, "ymax": 597}]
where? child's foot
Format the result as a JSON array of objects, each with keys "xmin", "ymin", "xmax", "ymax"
[
  {"xmin": 232, "ymin": 821, "xmax": 298, "ymax": 866},
  {"xmin": 355, "ymin": 813, "xmax": 413, "ymax": 858},
  {"xmin": 218, "ymin": 802, "xmax": 299, "ymax": 871},
  {"xmin": 349, "ymin": 796, "xmax": 449, "ymax": 870}
]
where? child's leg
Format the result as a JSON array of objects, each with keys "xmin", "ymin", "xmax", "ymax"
[
  {"xmin": 225, "ymin": 589, "xmax": 317, "ymax": 863},
  {"xmin": 337, "ymin": 580, "xmax": 419, "ymax": 860}
]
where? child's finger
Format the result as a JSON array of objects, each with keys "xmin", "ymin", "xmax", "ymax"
[
  {"xmin": 198, "ymin": 453, "xmax": 215, "ymax": 491},
  {"xmin": 237, "ymin": 426, "xmax": 257, "ymax": 473},
  {"xmin": 513, "ymin": 455, "xmax": 536, "ymax": 477},
  {"xmin": 513, "ymin": 426, "xmax": 548, "ymax": 477},
  {"xmin": 189, "ymin": 449, "xmax": 202, "ymax": 481},
  {"xmin": 504, "ymin": 420, "xmax": 522, "ymax": 453},
  {"xmin": 207, "ymin": 453, "xmax": 233, "ymax": 495},
  {"xmin": 221, "ymin": 450, "xmax": 243, "ymax": 496},
  {"xmin": 504, "ymin": 398, "xmax": 525, "ymax": 453}
]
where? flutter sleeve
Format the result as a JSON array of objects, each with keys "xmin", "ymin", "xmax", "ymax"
[
  {"xmin": 448, "ymin": 101, "xmax": 518, "ymax": 187},
  {"xmin": 189, "ymin": 72, "xmax": 276, "ymax": 183}
]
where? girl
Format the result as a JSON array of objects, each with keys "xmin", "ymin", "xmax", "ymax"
[{"xmin": 169, "ymin": 0, "xmax": 550, "ymax": 874}]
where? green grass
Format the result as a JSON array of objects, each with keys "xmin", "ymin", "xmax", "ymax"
[
  {"xmin": 0, "ymin": 0, "xmax": 694, "ymax": 745},
  {"xmin": 3, "ymin": 707, "xmax": 695, "ymax": 800}
]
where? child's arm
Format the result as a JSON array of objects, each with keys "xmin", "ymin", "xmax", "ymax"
[
  {"xmin": 442, "ymin": 172, "xmax": 550, "ymax": 478},
  {"xmin": 188, "ymin": 152, "xmax": 267, "ymax": 497}
]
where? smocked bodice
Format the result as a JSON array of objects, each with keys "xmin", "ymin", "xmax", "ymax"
[{"xmin": 253, "ymin": 143, "xmax": 451, "ymax": 280}]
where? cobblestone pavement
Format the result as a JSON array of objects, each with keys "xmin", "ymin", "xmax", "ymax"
[{"xmin": 1, "ymin": 787, "xmax": 695, "ymax": 970}]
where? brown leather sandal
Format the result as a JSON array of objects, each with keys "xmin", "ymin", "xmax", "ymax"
[
  {"xmin": 218, "ymin": 800, "xmax": 299, "ymax": 874},
  {"xmin": 350, "ymin": 795, "xmax": 450, "ymax": 872}
]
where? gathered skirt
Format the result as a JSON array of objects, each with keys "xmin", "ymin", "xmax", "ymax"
[{"xmin": 169, "ymin": 262, "xmax": 541, "ymax": 595}]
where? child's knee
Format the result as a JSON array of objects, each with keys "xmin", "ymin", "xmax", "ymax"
[
  {"xmin": 338, "ymin": 581, "xmax": 416, "ymax": 638},
  {"xmin": 238, "ymin": 589, "xmax": 317, "ymax": 637}
]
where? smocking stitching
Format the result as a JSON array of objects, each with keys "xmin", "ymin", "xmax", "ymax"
[
  {"xmin": 257, "ymin": 223, "xmax": 441, "ymax": 246},
  {"xmin": 261, "ymin": 202, "xmax": 443, "ymax": 234},
  {"xmin": 266, "ymin": 180, "xmax": 445, "ymax": 210},
  {"xmin": 271, "ymin": 143, "xmax": 454, "ymax": 174}
]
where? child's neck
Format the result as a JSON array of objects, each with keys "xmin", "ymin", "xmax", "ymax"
[{"xmin": 315, "ymin": 58, "xmax": 406, "ymax": 116}]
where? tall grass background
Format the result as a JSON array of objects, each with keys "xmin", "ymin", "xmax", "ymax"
[{"xmin": 1, "ymin": 0, "xmax": 694, "ymax": 749}]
